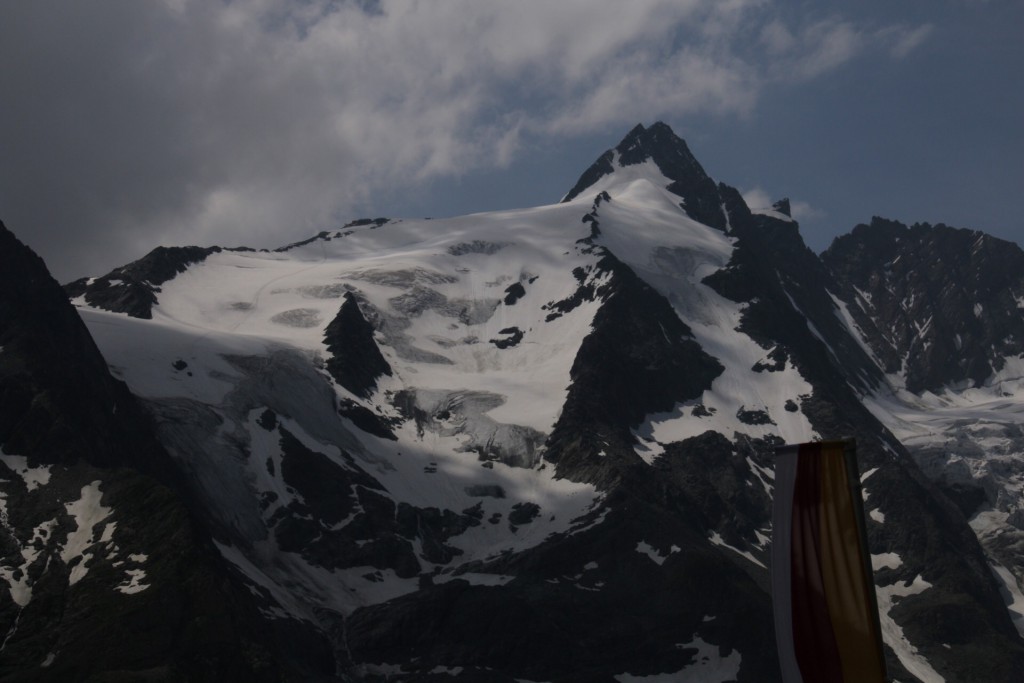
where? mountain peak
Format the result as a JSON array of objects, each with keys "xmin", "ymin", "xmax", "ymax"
[
  {"xmin": 562, "ymin": 122, "xmax": 728, "ymax": 230},
  {"xmin": 772, "ymin": 198, "xmax": 792, "ymax": 217},
  {"xmin": 612, "ymin": 121, "xmax": 708, "ymax": 177}
]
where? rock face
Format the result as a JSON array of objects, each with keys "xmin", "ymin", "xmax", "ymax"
[
  {"xmin": 64, "ymin": 245, "xmax": 223, "ymax": 319},
  {"xmin": 823, "ymin": 217, "xmax": 1024, "ymax": 394},
  {"xmin": 324, "ymin": 292, "xmax": 394, "ymax": 398},
  {"xmin": 3, "ymin": 122, "xmax": 1024, "ymax": 682},
  {"xmin": 545, "ymin": 248, "xmax": 725, "ymax": 486},
  {"xmin": 0, "ymin": 222, "xmax": 171, "ymax": 474}
]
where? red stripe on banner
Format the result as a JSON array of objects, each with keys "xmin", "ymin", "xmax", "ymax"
[{"xmin": 790, "ymin": 443, "xmax": 844, "ymax": 682}]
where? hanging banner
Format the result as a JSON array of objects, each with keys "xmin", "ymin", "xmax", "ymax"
[{"xmin": 772, "ymin": 440, "xmax": 888, "ymax": 683}]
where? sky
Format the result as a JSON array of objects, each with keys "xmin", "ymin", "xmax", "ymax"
[{"xmin": 2, "ymin": 0, "xmax": 1022, "ymax": 283}]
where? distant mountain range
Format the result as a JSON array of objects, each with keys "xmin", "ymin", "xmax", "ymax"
[{"xmin": 2, "ymin": 122, "xmax": 1022, "ymax": 682}]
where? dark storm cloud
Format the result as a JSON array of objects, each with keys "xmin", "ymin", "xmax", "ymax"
[{"xmin": 0, "ymin": 1, "xmax": 936, "ymax": 282}]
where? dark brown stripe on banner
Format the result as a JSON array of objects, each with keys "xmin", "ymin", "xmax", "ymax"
[{"xmin": 791, "ymin": 443, "xmax": 844, "ymax": 682}]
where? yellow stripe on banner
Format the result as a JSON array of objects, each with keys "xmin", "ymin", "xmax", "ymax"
[{"xmin": 817, "ymin": 443, "xmax": 887, "ymax": 683}]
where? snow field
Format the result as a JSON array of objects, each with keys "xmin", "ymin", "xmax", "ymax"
[
  {"xmin": 353, "ymin": 417, "xmax": 601, "ymax": 564},
  {"xmin": 590, "ymin": 176, "xmax": 817, "ymax": 447},
  {"xmin": 80, "ymin": 306, "xmax": 270, "ymax": 404}
]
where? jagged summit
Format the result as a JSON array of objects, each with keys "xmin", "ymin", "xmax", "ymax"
[
  {"xmin": 563, "ymin": 122, "xmax": 711, "ymax": 201},
  {"xmin": 563, "ymin": 121, "xmax": 737, "ymax": 231},
  {"xmin": 614, "ymin": 121, "xmax": 713, "ymax": 182}
]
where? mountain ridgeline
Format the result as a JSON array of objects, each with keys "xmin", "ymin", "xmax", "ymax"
[
  {"xmin": 1, "ymin": 122, "xmax": 1023, "ymax": 681},
  {"xmin": 823, "ymin": 217, "xmax": 1024, "ymax": 394}
]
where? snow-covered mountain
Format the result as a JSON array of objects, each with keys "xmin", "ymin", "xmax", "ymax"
[{"xmin": 3, "ymin": 122, "xmax": 1024, "ymax": 681}]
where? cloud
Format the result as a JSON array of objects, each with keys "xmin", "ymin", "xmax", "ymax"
[
  {"xmin": 790, "ymin": 200, "xmax": 826, "ymax": 223},
  {"xmin": 0, "ymin": 0, "xmax": 932, "ymax": 280},
  {"xmin": 756, "ymin": 15, "xmax": 933, "ymax": 81},
  {"xmin": 742, "ymin": 188, "xmax": 775, "ymax": 211},
  {"xmin": 742, "ymin": 188, "xmax": 824, "ymax": 223},
  {"xmin": 881, "ymin": 24, "xmax": 935, "ymax": 60},
  {"xmin": 760, "ymin": 20, "xmax": 797, "ymax": 55}
]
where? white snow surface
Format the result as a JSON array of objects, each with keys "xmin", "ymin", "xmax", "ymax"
[
  {"xmin": 62, "ymin": 481, "xmax": 114, "ymax": 586},
  {"xmin": 117, "ymin": 567, "xmax": 149, "ymax": 595},
  {"xmin": 0, "ymin": 450, "xmax": 52, "ymax": 491},
  {"xmin": 137, "ymin": 204, "xmax": 603, "ymax": 435},
  {"xmin": 635, "ymin": 541, "xmax": 680, "ymax": 566}
]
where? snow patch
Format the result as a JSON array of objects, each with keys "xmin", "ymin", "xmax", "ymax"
[
  {"xmin": 635, "ymin": 541, "xmax": 680, "ymax": 566},
  {"xmin": 746, "ymin": 455, "xmax": 774, "ymax": 495},
  {"xmin": 0, "ymin": 450, "xmax": 52, "ymax": 491},
  {"xmin": 830, "ymin": 291, "xmax": 885, "ymax": 382},
  {"xmin": 871, "ymin": 552, "xmax": 902, "ymax": 571},
  {"xmin": 633, "ymin": 437, "xmax": 665, "ymax": 465},
  {"xmin": 117, "ymin": 567, "xmax": 149, "ymax": 595},
  {"xmin": 708, "ymin": 531, "xmax": 765, "ymax": 568},
  {"xmin": 62, "ymin": 481, "xmax": 114, "ymax": 585},
  {"xmin": 2, "ymin": 518, "xmax": 57, "ymax": 606},
  {"xmin": 615, "ymin": 636, "xmax": 741, "ymax": 682}
]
